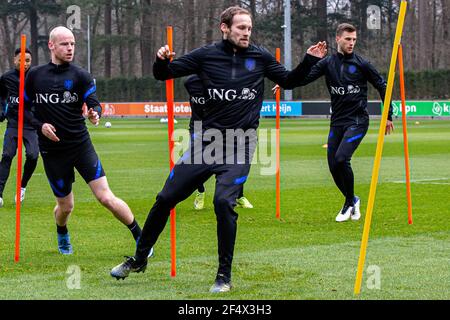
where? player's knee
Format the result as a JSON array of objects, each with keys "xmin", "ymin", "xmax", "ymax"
[
  {"xmin": 59, "ymin": 203, "xmax": 74, "ymax": 216},
  {"xmin": 26, "ymin": 153, "xmax": 39, "ymax": 161},
  {"xmin": 97, "ymin": 192, "xmax": 116, "ymax": 208},
  {"xmin": 156, "ymin": 192, "xmax": 176, "ymax": 208},
  {"xmin": 213, "ymin": 195, "xmax": 233, "ymax": 211},
  {"xmin": 334, "ymin": 153, "xmax": 348, "ymax": 165},
  {"xmin": 1, "ymin": 154, "xmax": 14, "ymax": 164},
  {"xmin": 328, "ymin": 159, "xmax": 339, "ymax": 173}
]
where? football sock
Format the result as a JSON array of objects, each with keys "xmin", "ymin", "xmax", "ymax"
[
  {"xmin": 57, "ymin": 225, "xmax": 68, "ymax": 235},
  {"xmin": 127, "ymin": 219, "xmax": 142, "ymax": 241}
]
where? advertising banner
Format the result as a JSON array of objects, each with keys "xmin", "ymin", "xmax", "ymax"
[
  {"xmin": 386, "ymin": 101, "xmax": 450, "ymax": 117},
  {"xmin": 100, "ymin": 102, "xmax": 192, "ymax": 116},
  {"xmin": 260, "ymin": 101, "xmax": 302, "ymax": 116}
]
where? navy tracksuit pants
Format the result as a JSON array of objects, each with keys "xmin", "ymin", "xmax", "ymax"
[
  {"xmin": 136, "ymin": 133, "xmax": 256, "ymax": 282},
  {"xmin": 327, "ymin": 122, "xmax": 369, "ymax": 206}
]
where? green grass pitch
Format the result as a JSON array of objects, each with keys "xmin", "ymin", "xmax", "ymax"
[{"xmin": 0, "ymin": 118, "xmax": 448, "ymax": 300}]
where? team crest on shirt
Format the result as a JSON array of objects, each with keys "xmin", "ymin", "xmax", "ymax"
[
  {"xmin": 64, "ymin": 79, "xmax": 74, "ymax": 90},
  {"xmin": 245, "ymin": 58, "xmax": 256, "ymax": 71},
  {"xmin": 348, "ymin": 65, "xmax": 357, "ymax": 74}
]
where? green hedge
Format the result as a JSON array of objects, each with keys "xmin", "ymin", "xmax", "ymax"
[{"xmin": 95, "ymin": 70, "xmax": 450, "ymax": 102}]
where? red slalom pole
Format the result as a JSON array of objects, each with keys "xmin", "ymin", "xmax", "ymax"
[
  {"xmin": 275, "ymin": 48, "xmax": 281, "ymax": 220},
  {"xmin": 15, "ymin": 35, "xmax": 26, "ymax": 262},
  {"xmin": 165, "ymin": 26, "xmax": 177, "ymax": 277},
  {"xmin": 398, "ymin": 44, "xmax": 413, "ymax": 225}
]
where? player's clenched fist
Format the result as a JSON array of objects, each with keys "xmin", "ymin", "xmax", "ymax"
[{"xmin": 157, "ymin": 45, "xmax": 176, "ymax": 60}]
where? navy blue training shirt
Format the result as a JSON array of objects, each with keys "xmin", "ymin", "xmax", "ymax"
[
  {"xmin": 155, "ymin": 40, "xmax": 320, "ymax": 132},
  {"xmin": 25, "ymin": 62, "xmax": 102, "ymax": 151}
]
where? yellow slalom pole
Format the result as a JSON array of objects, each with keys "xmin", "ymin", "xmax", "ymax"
[{"xmin": 354, "ymin": 0, "xmax": 408, "ymax": 296}]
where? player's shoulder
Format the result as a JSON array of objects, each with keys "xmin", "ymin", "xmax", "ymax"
[
  {"xmin": 190, "ymin": 43, "xmax": 215, "ymax": 56},
  {"xmin": 319, "ymin": 54, "xmax": 334, "ymax": 64},
  {"xmin": 1, "ymin": 69, "xmax": 17, "ymax": 78},
  {"xmin": 353, "ymin": 53, "xmax": 370, "ymax": 65},
  {"xmin": 27, "ymin": 64, "xmax": 49, "ymax": 76},
  {"xmin": 25, "ymin": 65, "xmax": 46, "ymax": 81},
  {"xmin": 70, "ymin": 63, "xmax": 90, "ymax": 75},
  {"xmin": 69, "ymin": 64, "xmax": 93, "ymax": 82},
  {"xmin": 0, "ymin": 70, "xmax": 14, "ymax": 84},
  {"xmin": 248, "ymin": 44, "xmax": 271, "ymax": 56},
  {"xmin": 245, "ymin": 44, "xmax": 276, "ymax": 63}
]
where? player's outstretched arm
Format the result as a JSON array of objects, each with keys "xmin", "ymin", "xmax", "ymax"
[
  {"xmin": 153, "ymin": 45, "xmax": 203, "ymax": 81},
  {"xmin": 265, "ymin": 41, "xmax": 327, "ymax": 90}
]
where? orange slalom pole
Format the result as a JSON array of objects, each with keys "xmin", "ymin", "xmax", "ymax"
[
  {"xmin": 15, "ymin": 35, "xmax": 26, "ymax": 262},
  {"xmin": 275, "ymin": 48, "xmax": 281, "ymax": 220},
  {"xmin": 398, "ymin": 44, "xmax": 413, "ymax": 225},
  {"xmin": 165, "ymin": 26, "xmax": 176, "ymax": 277}
]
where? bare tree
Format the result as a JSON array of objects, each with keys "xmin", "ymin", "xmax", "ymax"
[
  {"xmin": 114, "ymin": 0, "xmax": 125, "ymax": 76},
  {"xmin": 316, "ymin": 0, "xmax": 327, "ymax": 42},
  {"xmin": 104, "ymin": 0, "xmax": 112, "ymax": 78},
  {"xmin": 126, "ymin": 0, "xmax": 136, "ymax": 77},
  {"xmin": 140, "ymin": 0, "xmax": 154, "ymax": 76}
]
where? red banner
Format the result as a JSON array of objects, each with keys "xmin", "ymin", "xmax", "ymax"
[{"xmin": 99, "ymin": 102, "xmax": 192, "ymax": 117}]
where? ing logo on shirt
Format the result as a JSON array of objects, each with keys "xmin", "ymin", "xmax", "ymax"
[
  {"xmin": 8, "ymin": 96, "xmax": 19, "ymax": 104},
  {"xmin": 330, "ymin": 85, "xmax": 361, "ymax": 95},
  {"xmin": 34, "ymin": 92, "xmax": 79, "ymax": 104},
  {"xmin": 207, "ymin": 88, "xmax": 257, "ymax": 101}
]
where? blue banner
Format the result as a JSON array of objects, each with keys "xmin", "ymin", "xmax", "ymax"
[{"xmin": 261, "ymin": 101, "xmax": 302, "ymax": 116}]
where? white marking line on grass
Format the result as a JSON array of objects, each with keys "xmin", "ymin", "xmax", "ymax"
[
  {"xmin": 415, "ymin": 182, "xmax": 450, "ymax": 185},
  {"xmin": 391, "ymin": 177, "xmax": 450, "ymax": 184}
]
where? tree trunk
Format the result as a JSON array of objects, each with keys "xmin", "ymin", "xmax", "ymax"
[
  {"xmin": 104, "ymin": 0, "xmax": 112, "ymax": 78},
  {"xmin": 206, "ymin": 5, "xmax": 215, "ymax": 44},
  {"xmin": 140, "ymin": 0, "xmax": 153, "ymax": 76},
  {"xmin": 442, "ymin": 0, "xmax": 449, "ymax": 44},
  {"xmin": 126, "ymin": 1, "xmax": 135, "ymax": 77},
  {"xmin": 316, "ymin": 0, "xmax": 327, "ymax": 42},
  {"xmin": 185, "ymin": 0, "xmax": 195, "ymax": 52},
  {"xmin": 115, "ymin": 0, "xmax": 125, "ymax": 76},
  {"xmin": 30, "ymin": 0, "xmax": 39, "ymax": 65},
  {"xmin": 1, "ymin": 16, "xmax": 14, "ymax": 69},
  {"xmin": 418, "ymin": 0, "xmax": 431, "ymax": 70},
  {"xmin": 431, "ymin": 0, "xmax": 437, "ymax": 69},
  {"xmin": 249, "ymin": 0, "xmax": 256, "ymax": 17}
]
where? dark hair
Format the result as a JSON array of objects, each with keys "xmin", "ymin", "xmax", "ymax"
[
  {"xmin": 14, "ymin": 48, "xmax": 32, "ymax": 56},
  {"xmin": 336, "ymin": 23, "xmax": 357, "ymax": 36},
  {"xmin": 220, "ymin": 6, "xmax": 251, "ymax": 28}
]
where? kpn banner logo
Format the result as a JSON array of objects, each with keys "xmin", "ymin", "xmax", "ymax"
[
  {"xmin": 432, "ymin": 102, "xmax": 450, "ymax": 116},
  {"xmin": 389, "ymin": 101, "xmax": 450, "ymax": 117}
]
